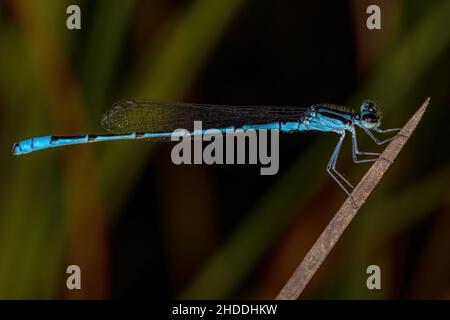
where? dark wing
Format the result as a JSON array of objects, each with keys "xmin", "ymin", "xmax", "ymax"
[{"xmin": 101, "ymin": 100, "xmax": 309, "ymax": 133}]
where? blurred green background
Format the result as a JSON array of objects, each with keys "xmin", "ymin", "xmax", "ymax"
[{"xmin": 0, "ymin": 0, "xmax": 449, "ymax": 299}]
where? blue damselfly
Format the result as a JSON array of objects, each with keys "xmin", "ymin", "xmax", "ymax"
[{"xmin": 12, "ymin": 100, "xmax": 400, "ymax": 202}]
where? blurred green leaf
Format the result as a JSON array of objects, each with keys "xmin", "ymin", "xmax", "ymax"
[
  {"xmin": 1, "ymin": 0, "xmax": 248, "ymax": 298},
  {"xmin": 0, "ymin": 15, "xmax": 65, "ymax": 298}
]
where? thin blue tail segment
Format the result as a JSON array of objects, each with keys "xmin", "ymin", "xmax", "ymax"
[{"xmin": 11, "ymin": 132, "xmax": 173, "ymax": 155}]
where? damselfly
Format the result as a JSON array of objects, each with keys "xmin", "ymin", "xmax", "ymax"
[{"xmin": 12, "ymin": 100, "xmax": 400, "ymax": 201}]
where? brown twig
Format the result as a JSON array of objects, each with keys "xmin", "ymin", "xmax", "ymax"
[{"xmin": 275, "ymin": 98, "xmax": 430, "ymax": 300}]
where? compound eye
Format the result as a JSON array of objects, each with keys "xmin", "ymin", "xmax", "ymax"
[{"xmin": 366, "ymin": 104, "xmax": 375, "ymax": 112}]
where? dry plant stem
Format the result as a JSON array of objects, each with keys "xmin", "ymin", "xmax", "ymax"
[{"xmin": 275, "ymin": 98, "xmax": 430, "ymax": 300}]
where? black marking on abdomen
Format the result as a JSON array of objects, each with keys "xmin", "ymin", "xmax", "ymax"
[
  {"xmin": 88, "ymin": 134, "xmax": 126, "ymax": 141},
  {"xmin": 51, "ymin": 135, "xmax": 86, "ymax": 142}
]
